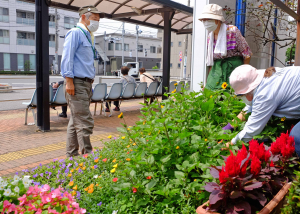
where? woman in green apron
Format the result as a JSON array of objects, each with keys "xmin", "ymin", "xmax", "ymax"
[{"xmin": 198, "ymin": 4, "xmax": 252, "ymax": 90}]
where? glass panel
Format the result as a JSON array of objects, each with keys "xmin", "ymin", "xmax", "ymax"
[
  {"xmin": 29, "ymin": 55, "xmax": 35, "ymax": 70},
  {"xmin": 115, "ymin": 43, "xmax": 121, "ymax": 50},
  {"xmin": 4, "ymin": 53, "xmax": 10, "ymax": 70},
  {"xmin": 124, "ymin": 44, "xmax": 129, "ymax": 51},
  {"xmin": 0, "ymin": 37, "xmax": 3, "ymax": 43},
  {"xmin": 4, "ymin": 38, "xmax": 9, "ymax": 44},
  {"xmin": 64, "ymin": 17, "xmax": 70, "ymax": 23},
  {"xmin": 138, "ymin": 45, "xmax": 143, "ymax": 52},
  {"xmin": 17, "ymin": 32, "xmax": 26, "ymax": 39},
  {"xmin": 3, "ymin": 8, "xmax": 8, "ymax": 16},
  {"xmin": 18, "ymin": 54, "xmax": 24, "ymax": 70}
]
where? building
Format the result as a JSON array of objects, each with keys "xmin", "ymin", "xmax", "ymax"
[
  {"xmin": 95, "ymin": 32, "xmax": 162, "ymax": 74},
  {"xmin": 0, "ymin": 0, "xmax": 79, "ymax": 71},
  {"xmin": 157, "ymin": 29, "xmax": 193, "ymax": 79}
]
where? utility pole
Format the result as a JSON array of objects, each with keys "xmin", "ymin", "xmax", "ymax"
[
  {"xmin": 54, "ymin": 8, "xmax": 59, "ymax": 75},
  {"xmin": 136, "ymin": 25, "xmax": 139, "ymax": 64},
  {"xmin": 122, "ymin": 22, "xmax": 125, "ymax": 65},
  {"xmin": 183, "ymin": 0, "xmax": 190, "ymax": 79},
  {"xmin": 104, "ymin": 31, "xmax": 107, "ymax": 76}
]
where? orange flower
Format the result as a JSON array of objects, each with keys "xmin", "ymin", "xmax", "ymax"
[
  {"xmin": 72, "ymin": 191, "xmax": 76, "ymax": 196},
  {"xmin": 70, "ymin": 169, "xmax": 74, "ymax": 173},
  {"xmin": 112, "ymin": 158, "xmax": 117, "ymax": 163},
  {"xmin": 79, "ymin": 163, "xmax": 83, "ymax": 167},
  {"xmin": 258, "ymin": 4, "xmax": 263, "ymax": 8},
  {"xmin": 146, "ymin": 176, "xmax": 152, "ymax": 180},
  {"xmin": 84, "ymin": 187, "xmax": 89, "ymax": 191},
  {"xmin": 73, "ymin": 185, "xmax": 78, "ymax": 190},
  {"xmin": 68, "ymin": 174, "xmax": 72, "ymax": 177},
  {"xmin": 88, "ymin": 188, "xmax": 94, "ymax": 194},
  {"xmin": 68, "ymin": 181, "xmax": 74, "ymax": 186},
  {"xmin": 82, "ymin": 166, "xmax": 86, "ymax": 170},
  {"xmin": 94, "ymin": 159, "xmax": 99, "ymax": 163}
]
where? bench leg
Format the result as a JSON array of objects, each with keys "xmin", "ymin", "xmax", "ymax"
[
  {"xmin": 31, "ymin": 109, "xmax": 36, "ymax": 125},
  {"xmin": 100, "ymin": 102, "xmax": 103, "ymax": 116},
  {"xmin": 25, "ymin": 107, "xmax": 28, "ymax": 125},
  {"xmin": 94, "ymin": 103, "xmax": 97, "ymax": 116},
  {"xmin": 108, "ymin": 102, "xmax": 112, "ymax": 117}
]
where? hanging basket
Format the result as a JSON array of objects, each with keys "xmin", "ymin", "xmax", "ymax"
[{"xmin": 196, "ymin": 182, "xmax": 291, "ymax": 214}]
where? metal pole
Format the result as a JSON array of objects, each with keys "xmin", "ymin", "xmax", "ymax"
[
  {"xmin": 295, "ymin": 1, "xmax": 300, "ymax": 66},
  {"xmin": 104, "ymin": 31, "xmax": 106, "ymax": 75},
  {"xmin": 136, "ymin": 25, "xmax": 139, "ymax": 64},
  {"xmin": 271, "ymin": 8, "xmax": 278, "ymax": 67},
  {"xmin": 122, "ymin": 22, "xmax": 125, "ymax": 65},
  {"xmin": 183, "ymin": 0, "xmax": 190, "ymax": 79},
  {"xmin": 162, "ymin": 10, "xmax": 175, "ymax": 99},
  {"xmin": 35, "ymin": 0, "xmax": 50, "ymax": 131},
  {"xmin": 55, "ymin": 8, "xmax": 58, "ymax": 74}
]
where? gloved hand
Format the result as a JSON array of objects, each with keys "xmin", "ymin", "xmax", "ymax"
[{"xmin": 222, "ymin": 123, "xmax": 234, "ymax": 132}]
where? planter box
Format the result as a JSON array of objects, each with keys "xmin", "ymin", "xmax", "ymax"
[{"xmin": 196, "ymin": 182, "xmax": 291, "ymax": 214}]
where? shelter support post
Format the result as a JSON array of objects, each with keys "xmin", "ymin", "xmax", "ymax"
[
  {"xmin": 36, "ymin": 0, "xmax": 50, "ymax": 131},
  {"xmin": 295, "ymin": 0, "xmax": 300, "ymax": 66},
  {"xmin": 162, "ymin": 10, "xmax": 175, "ymax": 99}
]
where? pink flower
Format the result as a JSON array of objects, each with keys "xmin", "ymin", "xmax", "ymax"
[
  {"xmin": 132, "ymin": 187, "xmax": 137, "ymax": 193},
  {"xmin": 102, "ymin": 158, "xmax": 107, "ymax": 163},
  {"xmin": 18, "ymin": 194, "xmax": 27, "ymax": 205},
  {"xmin": 3, "ymin": 200, "xmax": 12, "ymax": 209},
  {"xmin": 41, "ymin": 184, "xmax": 50, "ymax": 193},
  {"xmin": 113, "ymin": 178, "xmax": 118, "ymax": 182}
]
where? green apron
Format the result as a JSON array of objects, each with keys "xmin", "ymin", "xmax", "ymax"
[{"xmin": 205, "ymin": 56, "xmax": 243, "ymax": 90}]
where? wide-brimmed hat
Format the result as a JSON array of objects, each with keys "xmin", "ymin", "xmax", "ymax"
[
  {"xmin": 79, "ymin": 5, "xmax": 102, "ymax": 17},
  {"xmin": 229, "ymin": 65, "xmax": 265, "ymax": 95},
  {"xmin": 198, "ymin": 4, "xmax": 225, "ymax": 22}
]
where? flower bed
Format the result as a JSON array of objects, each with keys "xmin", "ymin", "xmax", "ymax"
[{"xmin": 2, "ymin": 86, "xmax": 295, "ymax": 213}]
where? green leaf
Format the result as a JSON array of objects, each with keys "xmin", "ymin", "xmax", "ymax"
[
  {"xmin": 120, "ymin": 183, "xmax": 131, "ymax": 189},
  {"xmin": 54, "ymin": 206, "xmax": 62, "ymax": 213},
  {"xmin": 174, "ymin": 171, "xmax": 185, "ymax": 179},
  {"xmin": 130, "ymin": 170, "xmax": 136, "ymax": 177},
  {"xmin": 146, "ymin": 179, "xmax": 157, "ymax": 189},
  {"xmin": 41, "ymin": 211, "xmax": 48, "ymax": 214},
  {"xmin": 116, "ymin": 127, "xmax": 127, "ymax": 133},
  {"xmin": 160, "ymin": 154, "xmax": 172, "ymax": 163},
  {"xmin": 147, "ymin": 155, "xmax": 155, "ymax": 165},
  {"xmin": 201, "ymin": 99, "xmax": 214, "ymax": 112},
  {"xmin": 136, "ymin": 199, "xmax": 148, "ymax": 208}
]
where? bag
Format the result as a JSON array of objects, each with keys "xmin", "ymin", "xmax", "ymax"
[{"xmin": 143, "ymin": 74, "xmax": 158, "ymax": 82}]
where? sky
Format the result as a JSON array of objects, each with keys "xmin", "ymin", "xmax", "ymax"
[{"xmin": 95, "ymin": 0, "xmax": 194, "ymax": 37}]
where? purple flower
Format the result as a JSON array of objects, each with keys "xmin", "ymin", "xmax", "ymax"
[
  {"xmin": 75, "ymin": 162, "xmax": 78, "ymax": 166},
  {"xmin": 40, "ymin": 173, "xmax": 44, "ymax": 177},
  {"xmin": 45, "ymin": 171, "xmax": 49, "ymax": 174},
  {"xmin": 47, "ymin": 176, "xmax": 50, "ymax": 179},
  {"xmin": 59, "ymin": 159, "xmax": 65, "ymax": 163},
  {"xmin": 97, "ymin": 202, "xmax": 102, "ymax": 206},
  {"xmin": 114, "ymin": 137, "xmax": 117, "ymax": 140},
  {"xmin": 39, "ymin": 163, "xmax": 42, "ymax": 167},
  {"xmin": 207, "ymin": 147, "xmax": 211, "ymax": 149},
  {"xmin": 61, "ymin": 193, "xmax": 64, "ymax": 197},
  {"xmin": 48, "ymin": 172, "xmax": 52, "ymax": 176},
  {"xmin": 94, "ymin": 165, "xmax": 98, "ymax": 169},
  {"xmin": 33, "ymin": 181, "xmax": 40, "ymax": 186},
  {"xmin": 15, "ymin": 172, "xmax": 18, "ymax": 175},
  {"xmin": 62, "ymin": 164, "xmax": 66, "ymax": 169},
  {"xmin": 94, "ymin": 157, "xmax": 98, "ymax": 160},
  {"xmin": 53, "ymin": 166, "xmax": 56, "ymax": 169},
  {"xmin": 51, "ymin": 187, "xmax": 55, "ymax": 191},
  {"xmin": 53, "ymin": 159, "xmax": 57, "ymax": 162},
  {"xmin": 47, "ymin": 165, "xmax": 50, "ymax": 168},
  {"xmin": 64, "ymin": 169, "xmax": 69, "ymax": 174},
  {"xmin": 69, "ymin": 157, "xmax": 73, "ymax": 161},
  {"xmin": 56, "ymin": 175, "xmax": 59, "ymax": 179},
  {"xmin": 33, "ymin": 174, "xmax": 38, "ymax": 178},
  {"xmin": 67, "ymin": 163, "xmax": 72, "ymax": 168},
  {"xmin": 78, "ymin": 169, "xmax": 82, "ymax": 173}
]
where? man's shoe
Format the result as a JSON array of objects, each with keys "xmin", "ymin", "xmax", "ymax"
[
  {"xmin": 59, "ymin": 113, "xmax": 67, "ymax": 118},
  {"xmin": 105, "ymin": 108, "xmax": 110, "ymax": 112},
  {"xmin": 113, "ymin": 107, "xmax": 120, "ymax": 111}
]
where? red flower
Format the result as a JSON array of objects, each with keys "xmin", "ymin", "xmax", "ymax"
[
  {"xmin": 281, "ymin": 136, "xmax": 295, "ymax": 158},
  {"xmin": 225, "ymin": 151, "xmax": 241, "ymax": 177},
  {"xmin": 270, "ymin": 160, "xmax": 275, "ymax": 167},
  {"xmin": 219, "ymin": 167, "xmax": 229, "ymax": 183},
  {"xmin": 258, "ymin": 4, "xmax": 263, "ymax": 8},
  {"xmin": 237, "ymin": 144, "xmax": 248, "ymax": 162},
  {"xmin": 112, "ymin": 178, "xmax": 118, "ymax": 182},
  {"xmin": 146, "ymin": 176, "xmax": 152, "ymax": 180},
  {"xmin": 250, "ymin": 155, "xmax": 261, "ymax": 176},
  {"xmin": 270, "ymin": 132, "xmax": 295, "ymax": 158},
  {"xmin": 132, "ymin": 187, "xmax": 137, "ymax": 193},
  {"xmin": 102, "ymin": 158, "xmax": 108, "ymax": 163},
  {"xmin": 264, "ymin": 149, "xmax": 271, "ymax": 162},
  {"xmin": 127, "ymin": 152, "xmax": 130, "ymax": 154},
  {"xmin": 249, "ymin": 139, "xmax": 260, "ymax": 156},
  {"xmin": 83, "ymin": 154, "xmax": 88, "ymax": 158},
  {"xmin": 239, "ymin": 160, "xmax": 249, "ymax": 178}
]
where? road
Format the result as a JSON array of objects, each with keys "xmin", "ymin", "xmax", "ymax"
[{"xmin": 0, "ymin": 75, "xmax": 123, "ymax": 111}]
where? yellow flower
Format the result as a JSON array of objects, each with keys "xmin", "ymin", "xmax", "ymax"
[
  {"xmin": 111, "ymin": 168, "xmax": 116, "ymax": 173},
  {"xmin": 127, "ymin": 128, "xmax": 130, "ymax": 131},
  {"xmin": 82, "ymin": 166, "xmax": 86, "ymax": 170},
  {"xmin": 84, "ymin": 187, "xmax": 89, "ymax": 191},
  {"xmin": 161, "ymin": 105, "xmax": 164, "ymax": 108},
  {"xmin": 205, "ymin": 139, "xmax": 207, "ymax": 141},
  {"xmin": 194, "ymin": 179, "xmax": 197, "ymax": 182},
  {"xmin": 89, "ymin": 184, "xmax": 94, "ymax": 188},
  {"xmin": 221, "ymin": 82, "xmax": 228, "ymax": 89},
  {"xmin": 143, "ymin": 121, "xmax": 146, "ymax": 125},
  {"xmin": 118, "ymin": 112, "xmax": 123, "ymax": 118},
  {"xmin": 172, "ymin": 89, "xmax": 176, "ymax": 93},
  {"xmin": 210, "ymin": 95, "xmax": 212, "ymax": 98},
  {"xmin": 132, "ymin": 143, "xmax": 136, "ymax": 146},
  {"xmin": 176, "ymin": 146, "xmax": 179, "ymax": 149},
  {"xmin": 130, "ymin": 149, "xmax": 133, "ymax": 152},
  {"xmin": 70, "ymin": 169, "xmax": 74, "ymax": 173},
  {"xmin": 281, "ymin": 117, "xmax": 286, "ymax": 122},
  {"xmin": 234, "ymin": 95, "xmax": 236, "ymax": 98},
  {"xmin": 148, "ymin": 133, "xmax": 151, "ymax": 135},
  {"xmin": 113, "ymin": 164, "xmax": 118, "ymax": 168},
  {"xmin": 112, "ymin": 158, "xmax": 116, "ymax": 163},
  {"xmin": 94, "ymin": 159, "xmax": 99, "ymax": 163},
  {"xmin": 99, "ymin": 175, "xmax": 102, "ymax": 178},
  {"xmin": 126, "ymin": 158, "xmax": 131, "ymax": 161},
  {"xmin": 141, "ymin": 132, "xmax": 143, "ymax": 135},
  {"xmin": 68, "ymin": 174, "xmax": 72, "ymax": 177},
  {"xmin": 127, "ymin": 145, "xmax": 130, "ymax": 148},
  {"xmin": 69, "ymin": 181, "xmax": 74, "ymax": 186},
  {"xmin": 96, "ymin": 184, "xmax": 99, "ymax": 187},
  {"xmin": 158, "ymin": 130, "xmax": 160, "ymax": 134},
  {"xmin": 88, "ymin": 188, "xmax": 94, "ymax": 194},
  {"xmin": 122, "ymin": 136, "xmax": 126, "ymax": 140},
  {"xmin": 174, "ymin": 83, "xmax": 178, "ymax": 86},
  {"xmin": 73, "ymin": 185, "xmax": 78, "ymax": 190},
  {"xmin": 72, "ymin": 191, "xmax": 76, "ymax": 196},
  {"xmin": 108, "ymin": 135, "xmax": 112, "ymax": 139},
  {"xmin": 79, "ymin": 163, "xmax": 83, "ymax": 167},
  {"xmin": 76, "ymin": 167, "xmax": 79, "ymax": 171}
]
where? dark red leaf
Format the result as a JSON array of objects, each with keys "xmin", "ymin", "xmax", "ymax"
[
  {"xmin": 226, "ymin": 207, "xmax": 238, "ymax": 214},
  {"xmin": 244, "ymin": 182, "xmax": 262, "ymax": 191},
  {"xmin": 209, "ymin": 190, "xmax": 224, "ymax": 205},
  {"xmin": 209, "ymin": 167, "xmax": 220, "ymax": 179},
  {"xmin": 204, "ymin": 182, "xmax": 220, "ymax": 192},
  {"xmin": 234, "ymin": 201, "xmax": 251, "ymax": 214},
  {"xmin": 257, "ymin": 193, "xmax": 267, "ymax": 206},
  {"xmin": 246, "ymin": 193, "xmax": 257, "ymax": 200},
  {"xmin": 230, "ymin": 191, "xmax": 244, "ymax": 199}
]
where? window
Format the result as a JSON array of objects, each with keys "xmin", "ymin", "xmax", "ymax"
[
  {"xmin": 17, "ymin": 54, "xmax": 24, "ymax": 70},
  {"xmin": 0, "ymin": 29, "xmax": 9, "ymax": 44},
  {"xmin": 17, "ymin": 32, "xmax": 35, "ymax": 46},
  {"xmin": 171, "ymin": 42, "xmax": 173, "ymax": 47},
  {"xmin": 64, "ymin": 17, "xmax": 78, "ymax": 29},
  {"xmin": 49, "ymin": 15, "xmax": 55, "ymax": 28},
  {"xmin": 115, "ymin": 43, "xmax": 122, "ymax": 51},
  {"xmin": 16, "ymin": 11, "xmax": 35, "ymax": 25},
  {"xmin": 139, "ymin": 62, "xmax": 143, "ymax": 68},
  {"xmin": 178, "ymin": 63, "xmax": 181, "ymax": 68},
  {"xmin": 138, "ymin": 45, "xmax": 143, "ymax": 52},
  {"xmin": 170, "ymin": 63, "xmax": 172, "ymax": 68},
  {"xmin": 156, "ymin": 62, "xmax": 160, "ymax": 69},
  {"xmin": 108, "ymin": 43, "xmax": 114, "ymax": 50},
  {"xmin": 0, "ymin": 7, "xmax": 9, "ymax": 23},
  {"xmin": 178, "ymin": 41, "xmax": 182, "ymax": 47},
  {"xmin": 3, "ymin": 53, "xmax": 10, "ymax": 70},
  {"xmin": 157, "ymin": 47, "xmax": 162, "ymax": 54},
  {"xmin": 49, "ymin": 35, "xmax": 55, "ymax": 47},
  {"xmin": 124, "ymin": 44, "xmax": 129, "ymax": 51},
  {"xmin": 150, "ymin": 46, "xmax": 156, "ymax": 53},
  {"xmin": 29, "ymin": 55, "xmax": 35, "ymax": 70}
]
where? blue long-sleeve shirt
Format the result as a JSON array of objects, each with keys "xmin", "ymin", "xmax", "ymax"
[
  {"xmin": 232, "ymin": 66, "xmax": 300, "ymax": 144},
  {"xmin": 61, "ymin": 23, "xmax": 95, "ymax": 79}
]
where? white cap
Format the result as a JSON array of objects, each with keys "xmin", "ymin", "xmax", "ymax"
[{"xmin": 198, "ymin": 4, "xmax": 225, "ymax": 22}]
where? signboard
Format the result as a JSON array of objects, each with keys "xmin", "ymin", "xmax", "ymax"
[{"xmin": 179, "ymin": 51, "xmax": 182, "ymax": 62}]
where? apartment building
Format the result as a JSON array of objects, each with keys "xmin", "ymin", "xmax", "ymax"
[{"xmin": 0, "ymin": 0, "xmax": 79, "ymax": 71}]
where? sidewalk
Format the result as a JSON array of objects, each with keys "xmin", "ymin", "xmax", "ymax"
[{"xmin": 0, "ymin": 99, "xmax": 144, "ymax": 176}]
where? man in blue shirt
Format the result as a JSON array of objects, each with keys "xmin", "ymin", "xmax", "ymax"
[{"xmin": 61, "ymin": 5, "xmax": 101, "ymax": 157}]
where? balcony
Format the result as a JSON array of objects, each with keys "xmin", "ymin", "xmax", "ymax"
[
  {"xmin": 49, "ymin": 21, "xmax": 55, "ymax": 28},
  {"xmin": 49, "ymin": 41, "xmax": 55, "ymax": 48},
  {"xmin": 0, "ymin": 37, "xmax": 9, "ymax": 44},
  {"xmin": 17, "ymin": 38, "xmax": 35, "ymax": 46},
  {"xmin": 0, "ymin": 15, "xmax": 9, "ymax": 23},
  {"xmin": 16, "ymin": 17, "xmax": 35, "ymax": 26}
]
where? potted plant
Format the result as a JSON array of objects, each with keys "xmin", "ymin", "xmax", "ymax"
[{"xmin": 197, "ymin": 132, "xmax": 298, "ymax": 214}]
